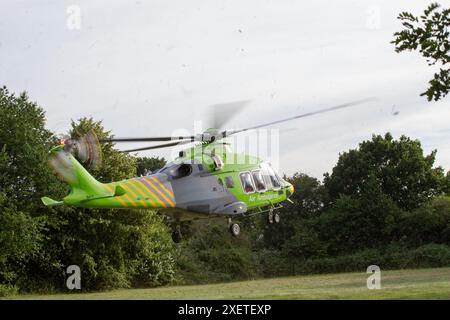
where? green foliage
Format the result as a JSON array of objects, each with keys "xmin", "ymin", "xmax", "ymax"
[
  {"xmin": 0, "ymin": 284, "xmax": 18, "ymax": 297},
  {"xmin": 392, "ymin": 3, "xmax": 450, "ymax": 101},
  {"xmin": 324, "ymin": 133, "xmax": 446, "ymax": 210},
  {"xmin": 0, "ymin": 86, "xmax": 58, "ymax": 204},
  {"xmin": 298, "ymin": 249, "xmax": 382, "ymax": 274},
  {"xmin": 280, "ymin": 224, "xmax": 327, "ymax": 261},
  {"xmin": 398, "ymin": 196, "xmax": 450, "ymax": 246},
  {"xmin": 258, "ymin": 243, "xmax": 450, "ymax": 276},
  {"xmin": 0, "ymin": 87, "xmax": 60, "ymax": 289},
  {"xmin": 295, "ymin": 244, "xmax": 450, "ymax": 274},
  {"xmin": 0, "ymin": 193, "xmax": 45, "ymax": 285},
  {"xmin": 136, "ymin": 156, "xmax": 166, "ymax": 176},
  {"xmin": 411, "ymin": 243, "xmax": 450, "ymax": 267},
  {"xmin": 176, "ymin": 220, "xmax": 258, "ymax": 284},
  {"xmin": 446, "ymin": 171, "xmax": 450, "ymax": 194},
  {"xmin": 318, "ymin": 175, "xmax": 403, "ymax": 255}
]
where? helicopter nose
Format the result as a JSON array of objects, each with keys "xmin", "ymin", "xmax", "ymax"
[{"xmin": 286, "ymin": 183, "xmax": 294, "ymax": 196}]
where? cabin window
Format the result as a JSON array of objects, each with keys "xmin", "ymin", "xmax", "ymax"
[
  {"xmin": 251, "ymin": 170, "xmax": 266, "ymax": 192},
  {"xmin": 261, "ymin": 170, "xmax": 273, "ymax": 189},
  {"xmin": 225, "ymin": 176, "xmax": 234, "ymax": 188},
  {"xmin": 239, "ymin": 172, "xmax": 255, "ymax": 193}
]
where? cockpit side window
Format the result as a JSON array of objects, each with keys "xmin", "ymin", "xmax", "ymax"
[
  {"xmin": 275, "ymin": 172, "xmax": 286, "ymax": 187},
  {"xmin": 260, "ymin": 162, "xmax": 281, "ymax": 190},
  {"xmin": 239, "ymin": 172, "xmax": 255, "ymax": 193},
  {"xmin": 269, "ymin": 168, "xmax": 281, "ymax": 189}
]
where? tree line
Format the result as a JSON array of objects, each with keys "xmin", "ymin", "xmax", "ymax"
[{"xmin": 1, "ymin": 86, "xmax": 449, "ymax": 295}]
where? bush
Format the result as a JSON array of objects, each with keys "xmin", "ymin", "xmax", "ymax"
[
  {"xmin": 411, "ymin": 244, "xmax": 450, "ymax": 268},
  {"xmin": 46, "ymin": 209, "xmax": 177, "ymax": 291},
  {"xmin": 176, "ymin": 220, "xmax": 258, "ymax": 284},
  {"xmin": 255, "ymin": 249, "xmax": 291, "ymax": 277},
  {"xmin": 299, "ymin": 249, "xmax": 382, "ymax": 274},
  {"xmin": 398, "ymin": 196, "xmax": 450, "ymax": 246},
  {"xmin": 0, "ymin": 284, "xmax": 18, "ymax": 297},
  {"xmin": 255, "ymin": 243, "xmax": 450, "ymax": 277}
]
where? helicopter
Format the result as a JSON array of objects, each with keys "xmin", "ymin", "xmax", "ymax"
[{"xmin": 41, "ymin": 99, "xmax": 373, "ymax": 242}]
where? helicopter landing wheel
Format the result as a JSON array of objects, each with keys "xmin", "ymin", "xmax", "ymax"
[
  {"xmin": 229, "ymin": 223, "xmax": 240, "ymax": 237},
  {"xmin": 268, "ymin": 209, "xmax": 274, "ymax": 224},
  {"xmin": 171, "ymin": 225, "xmax": 182, "ymax": 243},
  {"xmin": 274, "ymin": 212, "xmax": 281, "ymax": 224}
]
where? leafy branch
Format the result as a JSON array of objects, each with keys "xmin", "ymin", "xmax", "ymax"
[{"xmin": 392, "ymin": 3, "xmax": 449, "ymax": 101}]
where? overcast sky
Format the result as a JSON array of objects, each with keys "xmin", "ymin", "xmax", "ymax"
[{"xmin": 1, "ymin": 0, "xmax": 449, "ymax": 178}]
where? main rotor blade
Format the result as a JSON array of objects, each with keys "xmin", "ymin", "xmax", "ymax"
[
  {"xmin": 122, "ymin": 140, "xmax": 193, "ymax": 153},
  {"xmin": 207, "ymin": 100, "xmax": 251, "ymax": 129},
  {"xmin": 224, "ymin": 98, "xmax": 377, "ymax": 136},
  {"xmin": 101, "ymin": 136, "xmax": 195, "ymax": 143}
]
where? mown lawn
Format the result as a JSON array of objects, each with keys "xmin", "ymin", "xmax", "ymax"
[{"xmin": 8, "ymin": 267, "xmax": 450, "ymax": 300}]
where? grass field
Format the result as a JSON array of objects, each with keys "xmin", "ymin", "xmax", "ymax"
[{"xmin": 9, "ymin": 267, "xmax": 450, "ymax": 300}]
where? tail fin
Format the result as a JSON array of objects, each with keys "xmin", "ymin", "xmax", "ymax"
[{"xmin": 42, "ymin": 147, "xmax": 122, "ymax": 206}]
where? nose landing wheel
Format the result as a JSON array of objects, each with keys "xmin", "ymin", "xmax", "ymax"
[
  {"xmin": 229, "ymin": 223, "xmax": 241, "ymax": 237},
  {"xmin": 227, "ymin": 217, "xmax": 240, "ymax": 237}
]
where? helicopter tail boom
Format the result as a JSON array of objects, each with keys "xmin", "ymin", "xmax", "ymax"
[
  {"xmin": 41, "ymin": 146, "xmax": 175, "ymax": 209},
  {"xmin": 41, "ymin": 146, "xmax": 120, "ymax": 207}
]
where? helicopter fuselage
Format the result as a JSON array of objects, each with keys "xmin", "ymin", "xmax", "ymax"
[{"xmin": 42, "ymin": 142, "xmax": 294, "ymax": 223}]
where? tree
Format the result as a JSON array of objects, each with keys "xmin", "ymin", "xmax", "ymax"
[
  {"xmin": 318, "ymin": 175, "xmax": 403, "ymax": 255},
  {"xmin": 0, "ymin": 86, "xmax": 59, "ymax": 205},
  {"xmin": 392, "ymin": 3, "xmax": 449, "ymax": 101},
  {"xmin": 136, "ymin": 156, "xmax": 166, "ymax": 176},
  {"xmin": 446, "ymin": 171, "xmax": 450, "ymax": 194},
  {"xmin": 324, "ymin": 133, "xmax": 446, "ymax": 210},
  {"xmin": 0, "ymin": 87, "xmax": 57, "ymax": 291}
]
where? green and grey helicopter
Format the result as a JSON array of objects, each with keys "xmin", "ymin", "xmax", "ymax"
[{"xmin": 41, "ymin": 99, "xmax": 372, "ymax": 242}]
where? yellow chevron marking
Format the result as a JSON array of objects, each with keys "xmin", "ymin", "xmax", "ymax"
[
  {"xmin": 149, "ymin": 176, "xmax": 175, "ymax": 201},
  {"xmin": 135, "ymin": 180, "xmax": 164, "ymax": 208},
  {"xmin": 143, "ymin": 177, "xmax": 174, "ymax": 208},
  {"xmin": 131, "ymin": 181, "xmax": 158, "ymax": 207},
  {"xmin": 122, "ymin": 182, "xmax": 148, "ymax": 208},
  {"xmin": 122, "ymin": 189, "xmax": 137, "ymax": 207}
]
